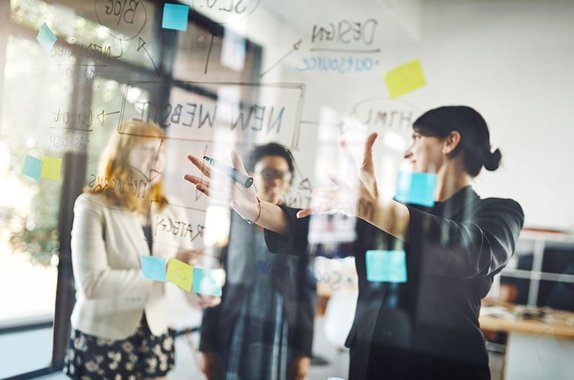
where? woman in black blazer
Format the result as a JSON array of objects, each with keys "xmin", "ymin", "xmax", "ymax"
[{"xmin": 185, "ymin": 105, "xmax": 524, "ymax": 380}]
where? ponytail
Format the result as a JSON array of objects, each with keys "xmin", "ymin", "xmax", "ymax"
[{"xmin": 482, "ymin": 148, "xmax": 502, "ymax": 171}]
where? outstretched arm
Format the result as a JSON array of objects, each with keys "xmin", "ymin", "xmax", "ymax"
[
  {"xmin": 296, "ymin": 132, "xmax": 411, "ymax": 241},
  {"xmin": 184, "ymin": 151, "xmax": 291, "ymax": 236}
]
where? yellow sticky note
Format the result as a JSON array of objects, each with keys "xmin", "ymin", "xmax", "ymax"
[
  {"xmin": 384, "ymin": 59, "xmax": 427, "ymax": 99},
  {"xmin": 40, "ymin": 156, "xmax": 62, "ymax": 180},
  {"xmin": 166, "ymin": 258, "xmax": 194, "ymax": 291}
]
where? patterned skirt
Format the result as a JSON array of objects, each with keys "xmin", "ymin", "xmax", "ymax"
[{"xmin": 63, "ymin": 315, "xmax": 175, "ymax": 379}]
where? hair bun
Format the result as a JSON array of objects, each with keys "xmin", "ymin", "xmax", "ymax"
[{"xmin": 483, "ymin": 148, "xmax": 502, "ymax": 171}]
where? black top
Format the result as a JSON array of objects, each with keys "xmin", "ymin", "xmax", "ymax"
[
  {"xmin": 265, "ymin": 186, "xmax": 524, "ymax": 380},
  {"xmin": 199, "ymin": 214, "xmax": 316, "ymax": 358}
]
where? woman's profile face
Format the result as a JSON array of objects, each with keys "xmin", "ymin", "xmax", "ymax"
[
  {"xmin": 253, "ymin": 155, "xmax": 292, "ymax": 205},
  {"xmin": 127, "ymin": 139, "xmax": 165, "ymax": 185},
  {"xmin": 403, "ymin": 131, "xmax": 445, "ymax": 173}
]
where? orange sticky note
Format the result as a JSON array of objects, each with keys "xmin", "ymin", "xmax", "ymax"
[
  {"xmin": 40, "ymin": 156, "xmax": 62, "ymax": 180},
  {"xmin": 384, "ymin": 59, "xmax": 427, "ymax": 99},
  {"xmin": 166, "ymin": 258, "xmax": 194, "ymax": 291}
]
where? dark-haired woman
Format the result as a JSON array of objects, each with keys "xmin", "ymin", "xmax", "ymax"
[
  {"xmin": 185, "ymin": 106, "xmax": 524, "ymax": 380},
  {"xmin": 198, "ymin": 143, "xmax": 316, "ymax": 380}
]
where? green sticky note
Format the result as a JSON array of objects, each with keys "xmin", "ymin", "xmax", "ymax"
[
  {"xmin": 384, "ymin": 59, "xmax": 427, "ymax": 99},
  {"xmin": 192, "ymin": 267, "xmax": 222, "ymax": 296},
  {"xmin": 36, "ymin": 22, "xmax": 57, "ymax": 54},
  {"xmin": 40, "ymin": 156, "xmax": 62, "ymax": 180},
  {"xmin": 366, "ymin": 250, "xmax": 407, "ymax": 283},
  {"xmin": 141, "ymin": 256, "xmax": 167, "ymax": 281},
  {"xmin": 166, "ymin": 258, "xmax": 194, "ymax": 291},
  {"xmin": 23, "ymin": 155, "xmax": 42, "ymax": 181}
]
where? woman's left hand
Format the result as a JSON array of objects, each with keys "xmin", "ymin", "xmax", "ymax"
[
  {"xmin": 176, "ymin": 249, "xmax": 224, "ymax": 309},
  {"xmin": 296, "ymin": 132, "xmax": 381, "ymax": 223}
]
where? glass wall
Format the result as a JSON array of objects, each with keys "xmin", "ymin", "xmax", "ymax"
[{"xmin": 1, "ymin": 0, "xmax": 574, "ymax": 379}]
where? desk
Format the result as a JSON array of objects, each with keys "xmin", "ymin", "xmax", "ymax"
[{"xmin": 480, "ymin": 304, "xmax": 574, "ymax": 380}]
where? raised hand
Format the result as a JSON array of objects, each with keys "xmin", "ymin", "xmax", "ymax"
[
  {"xmin": 297, "ymin": 132, "xmax": 381, "ymax": 223},
  {"xmin": 184, "ymin": 151, "xmax": 260, "ymax": 223}
]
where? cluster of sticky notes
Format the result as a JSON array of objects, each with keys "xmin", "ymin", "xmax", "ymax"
[
  {"xmin": 366, "ymin": 250, "xmax": 407, "ymax": 283},
  {"xmin": 395, "ymin": 171, "xmax": 437, "ymax": 207},
  {"xmin": 23, "ymin": 154, "xmax": 62, "ymax": 181},
  {"xmin": 384, "ymin": 59, "xmax": 427, "ymax": 99},
  {"xmin": 162, "ymin": 3, "xmax": 190, "ymax": 31},
  {"xmin": 36, "ymin": 22, "xmax": 57, "ymax": 53},
  {"xmin": 140, "ymin": 256, "xmax": 222, "ymax": 296}
]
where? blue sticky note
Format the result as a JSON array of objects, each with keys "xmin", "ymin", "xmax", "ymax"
[
  {"xmin": 162, "ymin": 3, "xmax": 189, "ymax": 31},
  {"xmin": 141, "ymin": 256, "xmax": 167, "ymax": 281},
  {"xmin": 36, "ymin": 22, "xmax": 57, "ymax": 53},
  {"xmin": 366, "ymin": 250, "xmax": 407, "ymax": 283},
  {"xmin": 192, "ymin": 268, "xmax": 222, "ymax": 296},
  {"xmin": 23, "ymin": 155, "xmax": 42, "ymax": 181},
  {"xmin": 395, "ymin": 171, "xmax": 437, "ymax": 207}
]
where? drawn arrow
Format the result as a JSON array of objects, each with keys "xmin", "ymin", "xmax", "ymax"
[
  {"xmin": 96, "ymin": 110, "xmax": 120, "ymax": 127},
  {"xmin": 260, "ymin": 39, "xmax": 303, "ymax": 78},
  {"xmin": 298, "ymin": 177, "xmax": 313, "ymax": 192},
  {"xmin": 137, "ymin": 37, "xmax": 160, "ymax": 76}
]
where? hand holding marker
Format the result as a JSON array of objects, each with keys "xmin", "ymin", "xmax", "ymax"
[{"xmin": 203, "ymin": 156, "xmax": 254, "ymax": 188}]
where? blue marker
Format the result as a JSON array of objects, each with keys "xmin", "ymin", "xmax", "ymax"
[{"xmin": 203, "ymin": 156, "xmax": 254, "ymax": 188}]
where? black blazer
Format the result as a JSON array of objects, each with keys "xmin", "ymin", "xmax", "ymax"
[
  {"xmin": 265, "ymin": 186, "xmax": 524, "ymax": 380},
  {"xmin": 199, "ymin": 214, "xmax": 316, "ymax": 358}
]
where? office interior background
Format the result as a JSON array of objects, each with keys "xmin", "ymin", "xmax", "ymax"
[{"xmin": 1, "ymin": 0, "xmax": 573, "ymax": 379}]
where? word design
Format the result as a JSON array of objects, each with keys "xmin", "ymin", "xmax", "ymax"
[{"xmin": 311, "ymin": 19, "xmax": 378, "ymax": 46}]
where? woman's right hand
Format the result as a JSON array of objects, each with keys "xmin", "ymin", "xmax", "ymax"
[{"xmin": 184, "ymin": 152, "xmax": 260, "ymax": 222}]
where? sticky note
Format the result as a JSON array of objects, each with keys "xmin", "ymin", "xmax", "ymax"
[
  {"xmin": 40, "ymin": 156, "xmax": 62, "ymax": 180},
  {"xmin": 23, "ymin": 155, "xmax": 42, "ymax": 181},
  {"xmin": 384, "ymin": 59, "xmax": 426, "ymax": 99},
  {"xmin": 162, "ymin": 3, "xmax": 189, "ymax": 31},
  {"xmin": 366, "ymin": 250, "xmax": 407, "ymax": 283},
  {"xmin": 395, "ymin": 171, "xmax": 437, "ymax": 207},
  {"xmin": 36, "ymin": 22, "xmax": 57, "ymax": 54},
  {"xmin": 166, "ymin": 258, "xmax": 194, "ymax": 291},
  {"xmin": 141, "ymin": 256, "xmax": 167, "ymax": 281},
  {"xmin": 192, "ymin": 268, "xmax": 223, "ymax": 296}
]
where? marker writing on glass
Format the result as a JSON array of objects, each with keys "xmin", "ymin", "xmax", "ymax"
[{"xmin": 203, "ymin": 156, "xmax": 254, "ymax": 188}]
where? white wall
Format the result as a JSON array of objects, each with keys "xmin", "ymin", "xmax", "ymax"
[
  {"xmin": 419, "ymin": 0, "xmax": 574, "ymax": 231},
  {"xmin": 247, "ymin": 0, "xmax": 574, "ymax": 231}
]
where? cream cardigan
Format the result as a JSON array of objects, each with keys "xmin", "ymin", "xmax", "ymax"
[{"xmin": 70, "ymin": 192, "xmax": 193, "ymax": 340}]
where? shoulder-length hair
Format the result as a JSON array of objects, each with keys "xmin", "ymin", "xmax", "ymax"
[{"xmin": 87, "ymin": 120, "xmax": 168, "ymax": 213}]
